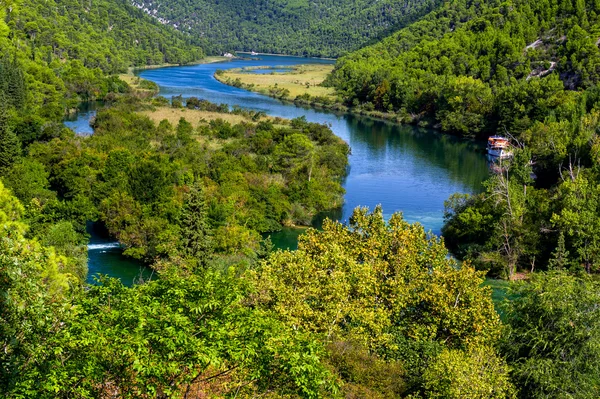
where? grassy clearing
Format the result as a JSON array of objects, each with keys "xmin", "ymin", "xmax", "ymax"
[
  {"xmin": 140, "ymin": 107, "xmax": 254, "ymax": 126},
  {"xmin": 139, "ymin": 106, "xmax": 289, "ymax": 127},
  {"xmin": 140, "ymin": 107, "xmax": 245, "ymax": 151},
  {"xmin": 118, "ymin": 74, "xmax": 158, "ymax": 94},
  {"xmin": 218, "ymin": 64, "xmax": 336, "ymax": 101}
]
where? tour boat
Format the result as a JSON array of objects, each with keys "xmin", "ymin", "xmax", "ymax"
[
  {"xmin": 251, "ymin": 51, "xmax": 259, "ymax": 56},
  {"xmin": 487, "ymin": 136, "xmax": 512, "ymax": 159}
]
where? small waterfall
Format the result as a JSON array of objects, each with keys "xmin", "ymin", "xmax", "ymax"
[{"xmin": 87, "ymin": 242, "xmax": 121, "ymax": 251}]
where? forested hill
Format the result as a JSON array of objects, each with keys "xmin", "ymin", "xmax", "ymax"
[
  {"xmin": 9, "ymin": 0, "xmax": 203, "ymax": 72},
  {"xmin": 327, "ymin": 0, "xmax": 600, "ymax": 136},
  {"xmin": 0, "ymin": 0, "xmax": 202, "ymax": 117},
  {"xmin": 130, "ymin": 0, "xmax": 441, "ymax": 57}
]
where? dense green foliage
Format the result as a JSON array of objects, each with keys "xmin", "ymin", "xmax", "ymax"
[
  {"xmin": 440, "ymin": 108, "xmax": 600, "ymax": 277},
  {"xmin": 502, "ymin": 272, "xmax": 600, "ymax": 398},
  {"xmin": 0, "ymin": 0, "xmax": 205, "ymax": 271},
  {"xmin": 131, "ymin": 0, "xmax": 441, "ymax": 57},
  {"xmin": 0, "ymin": 183, "xmax": 336, "ymax": 397},
  {"xmin": 4, "ymin": 97, "xmax": 348, "ymax": 266},
  {"xmin": 251, "ymin": 207, "xmax": 515, "ymax": 397},
  {"xmin": 320, "ymin": 3, "xmax": 600, "ymax": 395},
  {"xmin": 0, "ymin": 1, "xmax": 349, "ymax": 395},
  {"xmin": 326, "ymin": 0, "xmax": 600, "ymax": 280},
  {"xmin": 13, "ymin": 0, "xmax": 202, "ymax": 70},
  {"xmin": 328, "ymin": 0, "xmax": 600, "ymax": 136},
  {"xmin": 0, "ymin": 0, "xmax": 201, "ymax": 119}
]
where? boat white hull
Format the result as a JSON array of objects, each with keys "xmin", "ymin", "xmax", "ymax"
[{"xmin": 487, "ymin": 148, "xmax": 512, "ymax": 159}]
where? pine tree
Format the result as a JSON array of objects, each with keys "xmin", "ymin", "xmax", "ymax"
[
  {"xmin": 6, "ymin": 55, "xmax": 25, "ymax": 108},
  {"xmin": 0, "ymin": 97, "xmax": 19, "ymax": 169},
  {"xmin": 179, "ymin": 181, "xmax": 213, "ymax": 270},
  {"xmin": 0, "ymin": 54, "xmax": 25, "ymax": 109},
  {"xmin": 548, "ymin": 232, "xmax": 570, "ymax": 271}
]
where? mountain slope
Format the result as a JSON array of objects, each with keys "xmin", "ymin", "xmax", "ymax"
[
  {"xmin": 11, "ymin": 0, "xmax": 203, "ymax": 73},
  {"xmin": 0, "ymin": 0, "xmax": 203, "ymax": 117},
  {"xmin": 326, "ymin": 0, "xmax": 600, "ymax": 136},
  {"xmin": 131, "ymin": 0, "xmax": 441, "ymax": 57}
]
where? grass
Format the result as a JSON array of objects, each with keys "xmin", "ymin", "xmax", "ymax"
[
  {"xmin": 139, "ymin": 106, "xmax": 291, "ymax": 152},
  {"xmin": 218, "ymin": 64, "xmax": 337, "ymax": 100},
  {"xmin": 140, "ymin": 107, "xmax": 252, "ymax": 126},
  {"xmin": 139, "ymin": 107, "xmax": 246, "ymax": 151},
  {"xmin": 139, "ymin": 106, "xmax": 289, "ymax": 128},
  {"xmin": 118, "ymin": 74, "xmax": 158, "ymax": 94}
]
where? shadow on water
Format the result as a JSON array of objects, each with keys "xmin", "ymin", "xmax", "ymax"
[
  {"xmin": 86, "ymin": 223, "xmax": 153, "ymax": 287},
  {"xmin": 265, "ymin": 208, "xmax": 344, "ymax": 251},
  {"xmin": 64, "ymin": 101, "xmax": 103, "ymax": 135}
]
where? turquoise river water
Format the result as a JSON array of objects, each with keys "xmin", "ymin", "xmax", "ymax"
[{"xmin": 72, "ymin": 55, "xmax": 490, "ymax": 284}]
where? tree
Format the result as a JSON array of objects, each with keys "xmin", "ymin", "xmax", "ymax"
[
  {"xmin": 547, "ymin": 232, "xmax": 571, "ymax": 271},
  {"xmin": 1, "ymin": 158, "xmax": 55, "ymax": 204},
  {"xmin": 482, "ymin": 149, "xmax": 536, "ymax": 279},
  {"xmin": 273, "ymin": 133, "xmax": 315, "ymax": 180},
  {"xmin": 551, "ymin": 173, "xmax": 600, "ymax": 273},
  {"xmin": 422, "ymin": 346, "xmax": 516, "ymax": 399},
  {"xmin": 179, "ymin": 181, "xmax": 213, "ymax": 270},
  {"xmin": 0, "ymin": 54, "xmax": 25, "ymax": 108},
  {"xmin": 251, "ymin": 206, "xmax": 503, "ymax": 394},
  {"xmin": 128, "ymin": 157, "xmax": 171, "ymax": 203},
  {"xmin": 436, "ymin": 76, "xmax": 494, "ymax": 135},
  {"xmin": 0, "ymin": 182, "xmax": 74, "ymax": 395},
  {"xmin": 485, "ymin": 169, "xmax": 527, "ymax": 279},
  {"xmin": 0, "ymin": 99, "xmax": 20, "ymax": 170},
  {"xmin": 502, "ymin": 272, "xmax": 600, "ymax": 398},
  {"xmin": 7, "ymin": 270, "xmax": 336, "ymax": 398}
]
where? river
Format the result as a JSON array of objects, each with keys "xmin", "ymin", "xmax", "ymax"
[{"xmin": 78, "ymin": 54, "xmax": 489, "ymax": 282}]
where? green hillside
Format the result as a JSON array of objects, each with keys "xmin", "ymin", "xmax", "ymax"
[
  {"xmin": 0, "ymin": 0, "xmax": 202, "ymax": 118},
  {"xmin": 13, "ymin": 0, "xmax": 202, "ymax": 71},
  {"xmin": 327, "ymin": 0, "xmax": 600, "ymax": 136},
  {"xmin": 130, "ymin": 0, "xmax": 441, "ymax": 57},
  {"xmin": 326, "ymin": 0, "xmax": 600, "ymax": 339}
]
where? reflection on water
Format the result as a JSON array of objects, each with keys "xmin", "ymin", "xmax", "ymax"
[
  {"xmin": 265, "ymin": 208, "xmax": 344, "ymax": 250},
  {"xmin": 64, "ymin": 102, "xmax": 102, "ymax": 135}
]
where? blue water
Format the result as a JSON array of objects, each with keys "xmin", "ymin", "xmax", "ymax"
[
  {"xmin": 86, "ymin": 223, "xmax": 153, "ymax": 286},
  {"xmin": 64, "ymin": 102, "xmax": 101, "ymax": 135},
  {"xmin": 137, "ymin": 55, "xmax": 489, "ymax": 236},
  {"xmin": 71, "ymin": 55, "xmax": 489, "ymax": 278}
]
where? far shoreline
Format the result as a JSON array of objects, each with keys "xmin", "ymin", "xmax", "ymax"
[
  {"xmin": 236, "ymin": 51, "xmax": 337, "ymax": 61},
  {"xmin": 127, "ymin": 56, "xmax": 231, "ymax": 75}
]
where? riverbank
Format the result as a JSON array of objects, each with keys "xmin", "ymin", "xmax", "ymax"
[
  {"xmin": 216, "ymin": 64, "xmax": 336, "ymax": 100},
  {"xmin": 237, "ymin": 51, "xmax": 336, "ymax": 61},
  {"xmin": 214, "ymin": 64, "xmax": 425, "ymax": 126}
]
